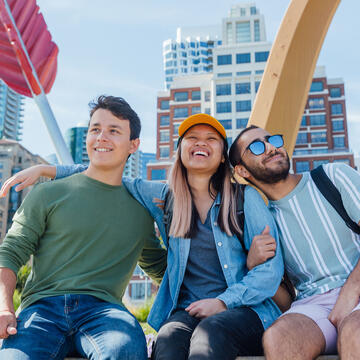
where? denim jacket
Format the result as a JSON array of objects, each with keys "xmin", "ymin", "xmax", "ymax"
[{"xmin": 56, "ymin": 165, "xmax": 283, "ymax": 331}]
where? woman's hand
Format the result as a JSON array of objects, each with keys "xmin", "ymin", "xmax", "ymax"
[
  {"xmin": 247, "ymin": 225, "xmax": 276, "ymax": 270},
  {"xmin": 0, "ymin": 164, "xmax": 56, "ymax": 197}
]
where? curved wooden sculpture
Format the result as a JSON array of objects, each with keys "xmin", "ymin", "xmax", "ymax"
[{"xmin": 248, "ymin": 0, "xmax": 341, "ymax": 157}]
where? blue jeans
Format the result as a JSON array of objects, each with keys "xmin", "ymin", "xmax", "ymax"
[{"xmin": 0, "ymin": 294, "xmax": 147, "ymax": 360}]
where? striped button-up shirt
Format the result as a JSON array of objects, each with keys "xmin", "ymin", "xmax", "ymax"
[{"xmin": 269, "ymin": 163, "xmax": 360, "ymax": 299}]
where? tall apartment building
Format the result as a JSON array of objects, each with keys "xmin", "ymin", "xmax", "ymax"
[
  {"xmin": 0, "ymin": 80, "xmax": 25, "ymax": 141},
  {"xmin": 149, "ymin": 3, "xmax": 271, "ymax": 179},
  {"xmin": 163, "ymin": 26, "xmax": 221, "ymax": 89},
  {"xmin": 0, "ymin": 140, "xmax": 48, "ymax": 241},
  {"xmin": 149, "ymin": 3, "xmax": 354, "ymax": 179},
  {"xmin": 293, "ymin": 67, "xmax": 354, "ymax": 171}
]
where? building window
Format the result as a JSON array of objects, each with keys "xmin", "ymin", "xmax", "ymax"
[
  {"xmin": 309, "ymin": 114, "xmax": 326, "ymax": 126},
  {"xmin": 236, "ymin": 100, "xmax": 251, "ymax": 112},
  {"xmin": 226, "ymin": 23, "xmax": 233, "ymax": 43},
  {"xmin": 216, "ymin": 102, "xmax": 232, "ymax": 113},
  {"xmin": 310, "ymin": 81, "xmax": 324, "ymax": 92},
  {"xmin": 205, "ymin": 108, "xmax": 211, "ymax": 115},
  {"xmin": 218, "ymin": 73, "xmax": 232, "ymax": 78},
  {"xmin": 330, "ymin": 87, "xmax": 341, "ymax": 98},
  {"xmin": 192, "ymin": 106, "xmax": 201, "ymax": 115},
  {"xmin": 235, "ymin": 82, "xmax": 250, "ymax": 94},
  {"xmin": 219, "ymin": 119, "xmax": 232, "ymax": 130},
  {"xmin": 308, "ymin": 97, "xmax": 324, "ymax": 109},
  {"xmin": 236, "ymin": 118, "xmax": 248, "ymax": 129},
  {"xmin": 129, "ymin": 282, "xmax": 152, "ymax": 300},
  {"xmin": 216, "ymin": 84, "xmax": 231, "ymax": 96},
  {"xmin": 333, "ymin": 158, "xmax": 350, "ymax": 165},
  {"xmin": 255, "ymin": 81, "xmax": 261, "ymax": 93},
  {"xmin": 192, "ymin": 90, "xmax": 201, "ymax": 100},
  {"xmin": 254, "ymin": 20, "xmax": 260, "ymax": 42},
  {"xmin": 160, "ymin": 130, "xmax": 170, "ymax": 143},
  {"xmin": 311, "ymin": 132, "xmax": 327, "ymax": 143},
  {"xmin": 174, "ymin": 91, "xmax": 188, "ymax": 102},
  {"xmin": 312, "ymin": 149, "xmax": 328, "ymax": 154},
  {"xmin": 160, "ymin": 115, "xmax": 170, "ymax": 127},
  {"xmin": 255, "ymin": 51, "xmax": 269, "ymax": 62},
  {"xmin": 301, "ymin": 115, "xmax": 307, "ymax": 126},
  {"xmin": 296, "ymin": 132, "xmax": 308, "ymax": 144},
  {"xmin": 160, "ymin": 100, "xmax": 169, "ymax": 110},
  {"xmin": 236, "ymin": 22, "xmax": 251, "ymax": 43},
  {"xmin": 250, "ymin": 6, "xmax": 257, "ymax": 15},
  {"xmin": 313, "ymin": 160, "xmax": 329, "ymax": 168},
  {"xmin": 204, "ymin": 91, "xmax": 211, "ymax": 102},
  {"xmin": 151, "ymin": 168, "xmax": 167, "ymax": 181},
  {"xmin": 173, "ymin": 123, "xmax": 181, "ymax": 135},
  {"xmin": 331, "ymin": 103, "xmax": 343, "ymax": 115},
  {"xmin": 217, "ymin": 55, "xmax": 232, "ymax": 65},
  {"xmin": 159, "ymin": 147, "xmax": 170, "ymax": 158},
  {"xmin": 332, "ymin": 120, "xmax": 344, "ymax": 131},
  {"xmin": 236, "ymin": 53, "xmax": 251, "ymax": 64},
  {"xmin": 227, "ymin": 137, "xmax": 233, "ymax": 147},
  {"xmin": 333, "ymin": 136, "xmax": 345, "ymax": 148},
  {"xmin": 296, "ymin": 161, "xmax": 310, "ymax": 173},
  {"xmin": 174, "ymin": 107, "xmax": 189, "ymax": 118}
]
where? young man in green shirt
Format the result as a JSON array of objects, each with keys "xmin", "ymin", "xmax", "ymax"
[{"xmin": 0, "ymin": 96, "xmax": 167, "ymax": 360}]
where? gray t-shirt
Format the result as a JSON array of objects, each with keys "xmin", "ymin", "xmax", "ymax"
[{"xmin": 177, "ymin": 211, "xmax": 227, "ymax": 310}]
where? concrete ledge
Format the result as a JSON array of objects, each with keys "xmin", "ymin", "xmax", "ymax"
[
  {"xmin": 66, "ymin": 357, "xmax": 339, "ymax": 360},
  {"xmin": 234, "ymin": 357, "xmax": 338, "ymax": 360}
]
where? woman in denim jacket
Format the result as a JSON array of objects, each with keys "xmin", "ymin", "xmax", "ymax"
[{"xmin": 4, "ymin": 114, "xmax": 284, "ymax": 359}]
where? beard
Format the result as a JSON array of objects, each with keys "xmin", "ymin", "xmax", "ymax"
[{"xmin": 243, "ymin": 151, "xmax": 291, "ymax": 184}]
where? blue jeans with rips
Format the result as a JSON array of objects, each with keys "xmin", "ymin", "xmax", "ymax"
[{"xmin": 0, "ymin": 294, "xmax": 147, "ymax": 360}]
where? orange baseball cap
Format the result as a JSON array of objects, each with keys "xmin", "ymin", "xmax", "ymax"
[{"xmin": 178, "ymin": 113, "xmax": 227, "ymax": 139}]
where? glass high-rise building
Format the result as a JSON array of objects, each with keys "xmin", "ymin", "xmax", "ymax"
[
  {"xmin": 0, "ymin": 80, "xmax": 25, "ymax": 141},
  {"xmin": 65, "ymin": 125, "xmax": 89, "ymax": 164}
]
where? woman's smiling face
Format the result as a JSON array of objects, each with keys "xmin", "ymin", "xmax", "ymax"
[{"xmin": 180, "ymin": 124, "xmax": 224, "ymax": 175}]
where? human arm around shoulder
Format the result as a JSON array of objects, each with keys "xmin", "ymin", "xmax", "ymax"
[
  {"xmin": 123, "ymin": 178, "xmax": 169, "ymax": 244},
  {"xmin": 0, "ymin": 163, "xmax": 87, "ymax": 198},
  {"xmin": 217, "ymin": 185, "xmax": 284, "ymax": 309},
  {"xmin": 138, "ymin": 230, "xmax": 167, "ymax": 285},
  {"xmin": 0, "ymin": 164, "xmax": 56, "ymax": 197}
]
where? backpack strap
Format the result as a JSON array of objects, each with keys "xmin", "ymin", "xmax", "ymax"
[
  {"xmin": 163, "ymin": 190, "xmax": 174, "ymax": 239},
  {"xmin": 310, "ymin": 165, "xmax": 360, "ymax": 234},
  {"xmin": 233, "ymin": 183, "xmax": 247, "ymax": 253}
]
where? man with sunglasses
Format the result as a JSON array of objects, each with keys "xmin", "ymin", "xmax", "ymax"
[{"xmin": 229, "ymin": 125, "xmax": 360, "ymax": 359}]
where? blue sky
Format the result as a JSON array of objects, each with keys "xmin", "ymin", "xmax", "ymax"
[{"xmin": 20, "ymin": 0, "xmax": 360, "ymax": 159}]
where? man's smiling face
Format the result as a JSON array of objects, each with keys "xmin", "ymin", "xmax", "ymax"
[
  {"xmin": 235, "ymin": 127, "xmax": 290, "ymax": 184},
  {"xmin": 86, "ymin": 108, "xmax": 138, "ymax": 171}
]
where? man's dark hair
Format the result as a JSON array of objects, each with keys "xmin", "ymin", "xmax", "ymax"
[
  {"xmin": 229, "ymin": 125, "xmax": 259, "ymax": 167},
  {"xmin": 89, "ymin": 95, "xmax": 141, "ymax": 140}
]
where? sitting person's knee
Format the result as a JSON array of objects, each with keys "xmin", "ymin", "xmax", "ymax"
[{"xmin": 262, "ymin": 322, "xmax": 284, "ymax": 354}]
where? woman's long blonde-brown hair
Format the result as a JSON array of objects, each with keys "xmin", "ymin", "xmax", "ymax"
[{"xmin": 168, "ymin": 137, "xmax": 243, "ymax": 240}]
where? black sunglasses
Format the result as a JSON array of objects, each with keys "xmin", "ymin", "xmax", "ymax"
[{"xmin": 245, "ymin": 134, "xmax": 284, "ymax": 156}]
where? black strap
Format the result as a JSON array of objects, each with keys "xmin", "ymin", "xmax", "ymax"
[
  {"xmin": 310, "ymin": 166, "xmax": 360, "ymax": 234},
  {"xmin": 163, "ymin": 190, "xmax": 174, "ymax": 239}
]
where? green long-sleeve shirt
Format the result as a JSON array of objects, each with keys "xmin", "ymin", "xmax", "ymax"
[{"xmin": 0, "ymin": 174, "xmax": 167, "ymax": 310}]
